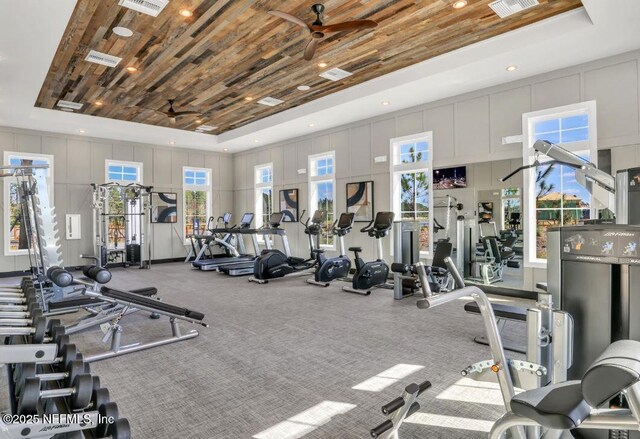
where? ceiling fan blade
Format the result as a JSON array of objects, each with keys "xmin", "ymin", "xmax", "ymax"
[
  {"xmin": 173, "ymin": 111, "xmax": 200, "ymax": 117},
  {"xmin": 268, "ymin": 10, "xmax": 310, "ymax": 31},
  {"xmin": 304, "ymin": 39, "xmax": 320, "ymax": 61},
  {"xmin": 319, "ymin": 20, "xmax": 378, "ymax": 34}
]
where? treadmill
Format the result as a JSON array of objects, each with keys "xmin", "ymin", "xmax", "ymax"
[
  {"xmin": 191, "ymin": 213, "xmax": 256, "ymax": 271},
  {"xmin": 220, "ymin": 212, "xmax": 286, "ymax": 276}
]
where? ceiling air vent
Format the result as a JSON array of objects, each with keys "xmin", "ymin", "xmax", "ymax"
[
  {"xmin": 319, "ymin": 68, "xmax": 353, "ymax": 82},
  {"xmin": 85, "ymin": 50, "xmax": 122, "ymax": 68},
  {"xmin": 196, "ymin": 125, "xmax": 217, "ymax": 132},
  {"xmin": 56, "ymin": 100, "xmax": 83, "ymax": 110},
  {"xmin": 257, "ymin": 97, "xmax": 284, "ymax": 107},
  {"xmin": 489, "ymin": 0, "xmax": 539, "ymax": 18},
  {"xmin": 118, "ymin": 0, "xmax": 169, "ymax": 17}
]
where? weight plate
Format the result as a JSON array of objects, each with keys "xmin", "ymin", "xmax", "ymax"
[
  {"xmin": 60, "ymin": 344, "xmax": 77, "ymax": 369},
  {"xmin": 96, "ymin": 402, "xmax": 119, "ymax": 438},
  {"xmin": 70, "ymin": 374, "xmax": 93, "ymax": 409},
  {"xmin": 18, "ymin": 377, "xmax": 41, "ymax": 414},
  {"xmin": 92, "ymin": 387, "xmax": 110, "ymax": 411},
  {"xmin": 57, "ymin": 334, "xmax": 70, "ymax": 352},
  {"xmin": 15, "ymin": 363, "xmax": 37, "ymax": 392},
  {"xmin": 92, "ymin": 376, "xmax": 101, "ymax": 391},
  {"xmin": 67, "ymin": 360, "xmax": 87, "ymax": 387},
  {"xmin": 32, "ymin": 316, "xmax": 47, "ymax": 344},
  {"xmin": 112, "ymin": 418, "xmax": 131, "ymax": 439},
  {"xmin": 47, "ymin": 318, "xmax": 61, "ymax": 332}
]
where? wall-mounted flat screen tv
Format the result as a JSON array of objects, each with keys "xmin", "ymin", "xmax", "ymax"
[{"xmin": 433, "ymin": 166, "xmax": 467, "ymax": 190}]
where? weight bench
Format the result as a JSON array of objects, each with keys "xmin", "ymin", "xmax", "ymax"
[
  {"xmin": 60, "ymin": 287, "xmax": 159, "ymax": 335},
  {"xmin": 464, "ymin": 301, "xmax": 527, "ymax": 354},
  {"xmin": 77, "ymin": 286, "xmax": 207, "ymax": 362}
]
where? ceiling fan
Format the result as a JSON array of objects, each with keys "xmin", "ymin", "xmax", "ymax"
[
  {"xmin": 158, "ymin": 99, "xmax": 200, "ymax": 124},
  {"xmin": 268, "ymin": 4, "xmax": 378, "ymax": 61}
]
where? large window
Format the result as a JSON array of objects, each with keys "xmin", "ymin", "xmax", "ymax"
[
  {"xmin": 183, "ymin": 167, "xmax": 211, "ymax": 241},
  {"xmin": 522, "ymin": 101, "xmax": 597, "ymax": 266},
  {"xmin": 309, "ymin": 152, "xmax": 335, "ymax": 248},
  {"xmin": 391, "ymin": 133, "xmax": 433, "ymax": 255},
  {"xmin": 254, "ymin": 164, "xmax": 273, "ymax": 237},
  {"xmin": 104, "ymin": 160, "xmax": 143, "ymax": 249},
  {"xmin": 3, "ymin": 152, "xmax": 54, "ymax": 256}
]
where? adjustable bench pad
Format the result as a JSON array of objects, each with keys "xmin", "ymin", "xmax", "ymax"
[
  {"xmin": 100, "ymin": 287, "xmax": 205, "ymax": 321},
  {"xmin": 48, "ymin": 297, "xmax": 104, "ymax": 310},
  {"xmin": 464, "ymin": 302, "xmax": 526, "ymax": 322}
]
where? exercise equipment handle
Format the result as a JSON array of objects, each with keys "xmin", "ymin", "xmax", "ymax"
[
  {"xmin": 444, "ymin": 257, "xmax": 465, "ymax": 289},
  {"xmin": 381, "ymin": 397, "xmax": 404, "ymax": 415},
  {"xmin": 418, "ymin": 380, "xmax": 432, "ymax": 395},
  {"xmin": 370, "ymin": 419, "xmax": 393, "ymax": 438}
]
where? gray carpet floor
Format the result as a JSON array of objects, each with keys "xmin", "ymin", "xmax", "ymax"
[{"xmin": 6, "ymin": 263, "xmax": 528, "ymax": 438}]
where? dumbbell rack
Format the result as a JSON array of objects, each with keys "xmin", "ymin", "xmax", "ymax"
[
  {"xmin": 0, "ymin": 278, "xmax": 132, "ymax": 438},
  {"xmin": 370, "ymin": 380, "xmax": 431, "ymax": 439}
]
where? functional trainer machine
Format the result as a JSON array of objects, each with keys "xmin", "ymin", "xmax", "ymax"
[
  {"xmin": 343, "ymin": 211, "xmax": 394, "ymax": 295},
  {"xmin": 307, "ymin": 212, "xmax": 354, "ymax": 287},
  {"xmin": 91, "ymin": 182, "xmax": 152, "ymax": 268}
]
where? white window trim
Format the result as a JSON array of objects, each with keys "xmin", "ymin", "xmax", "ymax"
[
  {"xmin": 522, "ymin": 100, "xmax": 597, "ymax": 269},
  {"xmin": 105, "ymin": 159, "xmax": 143, "ymax": 184},
  {"xmin": 308, "ymin": 152, "xmax": 336, "ymax": 250},
  {"xmin": 254, "ymin": 163, "xmax": 273, "ymax": 243},
  {"xmin": 3, "ymin": 151, "xmax": 55, "ymax": 256},
  {"xmin": 183, "ymin": 166, "xmax": 212, "ymax": 244},
  {"xmin": 390, "ymin": 132, "xmax": 434, "ymax": 257}
]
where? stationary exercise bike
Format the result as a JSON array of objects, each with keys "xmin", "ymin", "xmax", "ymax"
[
  {"xmin": 307, "ymin": 212, "xmax": 354, "ymax": 287},
  {"xmin": 343, "ymin": 211, "xmax": 395, "ymax": 295}
]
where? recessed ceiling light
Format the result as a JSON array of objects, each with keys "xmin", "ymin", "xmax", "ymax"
[
  {"xmin": 60, "ymin": 108, "xmax": 74, "ymax": 112},
  {"xmin": 506, "ymin": 65, "xmax": 518, "ymax": 72},
  {"xmin": 309, "ymin": 123, "xmax": 315, "ymax": 127},
  {"xmin": 94, "ymin": 101, "xmax": 104, "ymax": 106},
  {"xmin": 382, "ymin": 101, "xmax": 390, "ymax": 106},
  {"xmin": 297, "ymin": 85, "xmax": 311, "ymax": 91},
  {"xmin": 179, "ymin": 9, "xmax": 193, "ymax": 17},
  {"xmin": 195, "ymin": 119, "xmax": 203, "ymax": 124},
  {"xmin": 254, "ymin": 139, "xmax": 260, "ymax": 143},
  {"xmin": 126, "ymin": 66, "xmax": 138, "ymax": 73},
  {"xmin": 223, "ymin": 148, "xmax": 229, "ymax": 152},
  {"xmin": 78, "ymin": 129, "xmax": 86, "ymax": 134},
  {"xmin": 453, "ymin": 0, "xmax": 467, "ymax": 9},
  {"xmin": 244, "ymin": 97, "xmax": 253, "ymax": 102},
  {"xmin": 169, "ymin": 141, "xmax": 176, "ymax": 145},
  {"xmin": 318, "ymin": 62, "xmax": 328, "ymax": 68},
  {"xmin": 113, "ymin": 27, "xmax": 133, "ymax": 37}
]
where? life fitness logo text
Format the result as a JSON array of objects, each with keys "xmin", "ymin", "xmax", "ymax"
[{"xmin": 603, "ymin": 232, "xmax": 635, "ymax": 237}]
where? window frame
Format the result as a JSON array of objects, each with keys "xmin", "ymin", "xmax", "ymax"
[
  {"xmin": 254, "ymin": 163, "xmax": 273, "ymax": 243},
  {"xmin": 308, "ymin": 152, "xmax": 336, "ymax": 250},
  {"xmin": 3, "ymin": 151, "xmax": 55, "ymax": 256},
  {"xmin": 522, "ymin": 100, "xmax": 597, "ymax": 268},
  {"xmin": 104, "ymin": 159, "xmax": 143, "ymax": 184},
  {"xmin": 390, "ymin": 132, "xmax": 434, "ymax": 257},
  {"xmin": 183, "ymin": 166, "xmax": 212, "ymax": 244}
]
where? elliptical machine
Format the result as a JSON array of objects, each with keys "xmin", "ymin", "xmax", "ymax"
[
  {"xmin": 249, "ymin": 210, "xmax": 323, "ymax": 283},
  {"xmin": 343, "ymin": 211, "xmax": 395, "ymax": 295},
  {"xmin": 307, "ymin": 212, "xmax": 355, "ymax": 287}
]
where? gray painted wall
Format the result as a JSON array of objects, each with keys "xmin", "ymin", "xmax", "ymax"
[
  {"xmin": 0, "ymin": 127, "xmax": 233, "ymax": 271},
  {"xmin": 233, "ymin": 48, "xmax": 640, "ymax": 291}
]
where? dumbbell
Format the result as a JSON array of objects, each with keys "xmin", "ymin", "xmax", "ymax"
[
  {"xmin": 13, "ymin": 342, "xmax": 79, "ymax": 383},
  {"xmin": 17, "ymin": 373, "xmax": 93, "ymax": 414},
  {"xmin": 47, "ymin": 266, "xmax": 74, "ymax": 288},
  {"xmin": 96, "ymin": 402, "xmax": 131, "ymax": 439},
  {"xmin": 82, "ymin": 265, "xmax": 112, "ymax": 284},
  {"xmin": 14, "ymin": 359, "xmax": 89, "ymax": 392}
]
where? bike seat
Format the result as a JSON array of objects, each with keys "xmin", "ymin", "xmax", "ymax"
[
  {"xmin": 510, "ymin": 381, "xmax": 590, "ymax": 430},
  {"xmin": 349, "ymin": 247, "xmax": 362, "ymax": 252},
  {"xmin": 311, "ymin": 249, "xmax": 325, "ymax": 254}
]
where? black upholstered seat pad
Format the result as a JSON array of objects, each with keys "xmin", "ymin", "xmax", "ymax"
[{"xmin": 511, "ymin": 381, "xmax": 591, "ymax": 430}]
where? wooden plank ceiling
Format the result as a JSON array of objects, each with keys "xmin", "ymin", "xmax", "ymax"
[{"xmin": 36, "ymin": 0, "xmax": 583, "ymax": 135}]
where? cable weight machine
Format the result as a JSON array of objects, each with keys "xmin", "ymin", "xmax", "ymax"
[{"xmin": 91, "ymin": 182, "xmax": 152, "ymax": 269}]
